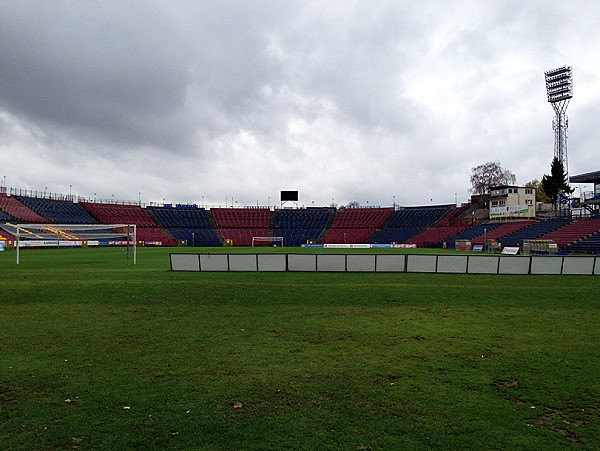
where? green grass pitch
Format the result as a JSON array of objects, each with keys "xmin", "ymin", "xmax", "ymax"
[{"xmin": 1, "ymin": 247, "xmax": 599, "ymax": 449}]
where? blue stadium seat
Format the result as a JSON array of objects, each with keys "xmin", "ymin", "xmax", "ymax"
[{"xmin": 18, "ymin": 196, "xmax": 97, "ymax": 224}]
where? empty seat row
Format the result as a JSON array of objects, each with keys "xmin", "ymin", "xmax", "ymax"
[
  {"xmin": 330, "ymin": 208, "xmax": 393, "ymax": 229},
  {"xmin": 166, "ymin": 227, "xmax": 221, "ymax": 246},
  {"xmin": 212, "ymin": 209, "xmax": 270, "ymax": 228},
  {"xmin": 470, "ymin": 221, "xmax": 534, "ymax": 245},
  {"xmin": 501, "ymin": 219, "xmax": 570, "ymax": 247},
  {"xmin": 148, "ymin": 206, "xmax": 212, "ymax": 228},
  {"xmin": 273, "ymin": 228, "xmax": 324, "ymax": 246},
  {"xmin": 368, "ymin": 227, "xmax": 425, "ymax": 244},
  {"xmin": 81, "ymin": 203, "xmax": 156, "ymax": 227},
  {"xmin": 219, "ymin": 228, "xmax": 270, "ymax": 246},
  {"xmin": 18, "ymin": 196, "xmax": 97, "ymax": 224},
  {"xmin": 540, "ymin": 218, "xmax": 600, "ymax": 248},
  {"xmin": 566, "ymin": 232, "xmax": 600, "ymax": 253},
  {"xmin": 0, "ymin": 194, "xmax": 48, "ymax": 222},
  {"xmin": 273, "ymin": 209, "xmax": 332, "ymax": 229},
  {"xmin": 385, "ymin": 205, "xmax": 452, "ymax": 228}
]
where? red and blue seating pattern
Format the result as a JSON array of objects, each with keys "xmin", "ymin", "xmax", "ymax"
[
  {"xmin": 18, "ymin": 196, "xmax": 97, "ymax": 224},
  {"xmin": 2, "ymin": 191, "xmax": 600, "ymax": 253},
  {"xmin": 148, "ymin": 206, "xmax": 220, "ymax": 246},
  {"xmin": 0, "ymin": 194, "xmax": 48, "ymax": 223},
  {"xmin": 274, "ymin": 208, "xmax": 332, "ymax": 246}
]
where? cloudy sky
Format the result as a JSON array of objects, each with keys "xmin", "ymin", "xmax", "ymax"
[{"xmin": 1, "ymin": 1, "xmax": 598, "ymax": 208}]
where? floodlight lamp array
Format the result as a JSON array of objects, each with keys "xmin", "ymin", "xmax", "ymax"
[{"xmin": 545, "ymin": 66, "xmax": 573, "ymax": 103}]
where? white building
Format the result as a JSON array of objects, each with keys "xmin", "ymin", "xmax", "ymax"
[{"xmin": 489, "ymin": 185, "xmax": 536, "ymax": 220}]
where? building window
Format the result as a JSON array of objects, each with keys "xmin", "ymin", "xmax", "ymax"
[
  {"xmin": 499, "ymin": 200, "xmax": 506, "ymax": 206},
  {"xmin": 525, "ymin": 188, "xmax": 533, "ymax": 195},
  {"xmin": 491, "ymin": 201, "xmax": 498, "ymax": 206},
  {"xmin": 527, "ymin": 199, "xmax": 533, "ymax": 206}
]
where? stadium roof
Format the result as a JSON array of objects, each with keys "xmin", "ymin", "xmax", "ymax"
[{"xmin": 570, "ymin": 170, "xmax": 600, "ymax": 184}]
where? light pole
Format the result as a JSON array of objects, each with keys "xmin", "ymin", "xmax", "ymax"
[{"xmin": 545, "ymin": 65, "xmax": 573, "ymax": 180}]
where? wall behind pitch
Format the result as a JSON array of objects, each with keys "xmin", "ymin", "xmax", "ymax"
[
  {"xmin": 228, "ymin": 254, "xmax": 258, "ymax": 271},
  {"xmin": 288, "ymin": 254, "xmax": 316, "ymax": 272},
  {"xmin": 172, "ymin": 253, "xmax": 599, "ymax": 275},
  {"xmin": 498, "ymin": 256, "xmax": 530, "ymax": 275},
  {"xmin": 347, "ymin": 254, "xmax": 376, "ymax": 272},
  {"xmin": 199, "ymin": 254, "xmax": 229, "ymax": 271},
  {"xmin": 258, "ymin": 254, "xmax": 287, "ymax": 271},
  {"xmin": 468, "ymin": 256, "xmax": 499, "ymax": 274},
  {"xmin": 437, "ymin": 255, "xmax": 468, "ymax": 273},
  {"xmin": 170, "ymin": 253, "xmax": 199, "ymax": 271},
  {"xmin": 375, "ymin": 254, "xmax": 406, "ymax": 272},
  {"xmin": 317, "ymin": 254, "xmax": 346, "ymax": 272},
  {"xmin": 407, "ymin": 255, "xmax": 437, "ymax": 273},
  {"xmin": 561, "ymin": 256, "xmax": 595, "ymax": 275}
]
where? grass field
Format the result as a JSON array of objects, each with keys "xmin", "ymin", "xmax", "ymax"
[{"xmin": 1, "ymin": 247, "xmax": 599, "ymax": 449}]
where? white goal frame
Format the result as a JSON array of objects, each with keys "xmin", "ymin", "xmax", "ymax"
[
  {"xmin": 6, "ymin": 223, "xmax": 137, "ymax": 265},
  {"xmin": 252, "ymin": 236, "xmax": 284, "ymax": 247}
]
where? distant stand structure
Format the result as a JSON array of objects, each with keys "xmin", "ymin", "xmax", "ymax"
[{"xmin": 544, "ymin": 65, "xmax": 573, "ymax": 180}]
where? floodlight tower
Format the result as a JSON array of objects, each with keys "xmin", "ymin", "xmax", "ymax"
[{"xmin": 544, "ymin": 65, "xmax": 573, "ymax": 179}]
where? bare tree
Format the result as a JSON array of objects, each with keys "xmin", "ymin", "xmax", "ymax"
[{"xmin": 470, "ymin": 161, "xmax": 516, "ymax": 195}]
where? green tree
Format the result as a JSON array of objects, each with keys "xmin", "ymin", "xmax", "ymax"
[
  {"xmin": 525, "ymin": 179, "xmax": 550, "ymax": 203},
  {"xmin": 541, "ymin": 157, "xmax": 573, "ymax": 209}
]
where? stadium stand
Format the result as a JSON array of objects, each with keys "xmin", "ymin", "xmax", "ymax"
[
  {"xmin": 385, "ymin": 205, "xmax": 452, "ymax": 228},
  {"xmin": 566, "ymin": 229, "xmax": 600, "ymax": 254},
  {"xmin": 368, "ymin": 205, "xmax": 453, "ymax": 244},
  {"xmin": 329, "ymin": 208, "xmax": 393, "ymax": 228},
  {"xmin": 212, "ymin": 208, "xmax": 270, "ymax": 228},
  {"xmin": 18, "ymin": 196, "xmax": 97, "ymax": 224},
  {"xmin": 81, "ymin": 202, "xmax": 176, "ymax": 245},
  {"xmin": 273, "ymin": 208, "xmax": 332, "ymax": 246},
  {"xmin": 220, "ymin": 228, "xmax": 270, "ymax": 246},
  {"xmin": 322, "ymin": 228, "xmax": 377, "ymax": 244},
  {"xmin": 409, "ymin": 224, "xmax": 471, "ymax": 248},
  {"xmin": 147, "ymin": 206, "xmax": 213, "ymax": 228},
  {"xmin": 0, "ymin": 194, "xmax": 49, "ymax": 223},
  {"xmin": 81, "ymin": 203, "xmax": 156, "ymax": 227},
  {"xmin": 0, "ymin": 227, "xmax": 14, "ymax": 240},
  {"xmin": 368, "ymin": 227, "xmax": 424, "ymax": 244},
  {"xmin": 0, "ymin": 210, "xmax": 12, "ymax": 221},
  {"xmin": 470, "ymin": 221, "xmax": 535, "ymax": 245},
  {"xmin": 500, "ymin": 218, "xmax": 570, "ymax": 247},
  {"xmin": 166, "ymin": 228, "xmax": 222, "ymax": 246},
  {"xmin": 445, "ymin": 223, "xmax": 504, "ymax": 246},
  {"xmin": 121, "ymin": 226, "xmax": 177, "ymax": 246},
  {"xmin": 539, "ymin": 217, "xmax": 600, "ymax": 250},
  {"xmin": 321, "ymin": 208, "xmax": 392, "ymax": 244},
  {"xmin": 211, "ymin": 208, "xmax": 271, "ymax": 246},
  {"xmin": 436, "ymin": 204, "xmax": 472, "ymax": 226},
  {"xmin": 148, "ymin": 205, "xmax": 221, "ymax": 246}
]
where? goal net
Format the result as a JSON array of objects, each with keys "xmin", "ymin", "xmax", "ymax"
[
  {"xmin": 252, "ymin": 236, "xmax": 284, "ymax": 247},
  {"xmin": 0, "ymin": 223, "xmax": 137, "ymax": 265}
]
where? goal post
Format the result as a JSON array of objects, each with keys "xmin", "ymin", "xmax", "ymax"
[
  {"xmin": 1, "ymin": 223, "xmax": 137, "ymax": 265},
  {"xmin": 252, "ymin": 236, "xmax": 284, "ymax": 247}
]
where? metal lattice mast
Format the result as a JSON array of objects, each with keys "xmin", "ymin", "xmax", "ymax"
[{"xmin": 545, "ymin": 66, "xmax": 573, "ymax": 179}]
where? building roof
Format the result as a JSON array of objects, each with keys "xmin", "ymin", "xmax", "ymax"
[
  {"xmin": 490, "ymin": 185, "xmax": 519, "ymax": 190},
  {"xmin": 570, "ymin": 170, "xmax": 600, "ymax": 184}
]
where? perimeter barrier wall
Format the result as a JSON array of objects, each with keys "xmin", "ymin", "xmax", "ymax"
[{"xmin": 171, "ymin": 253, "xmax": 600, "ymax": 275}]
